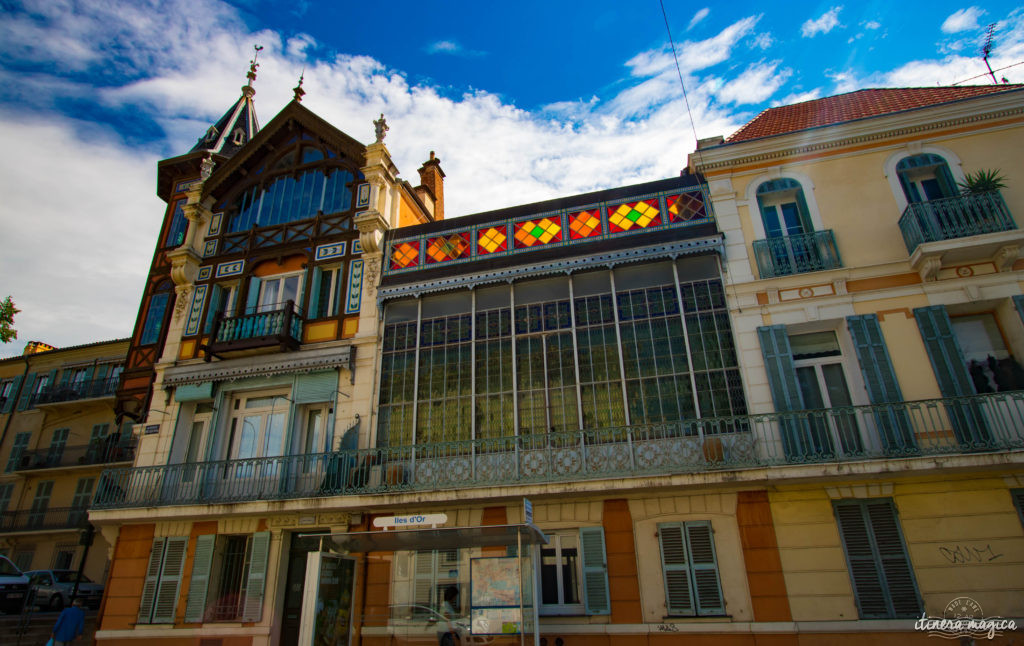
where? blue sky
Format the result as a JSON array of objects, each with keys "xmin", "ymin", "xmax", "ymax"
[{"xmin": 0, "ymin": 0, "xmax": 1022, "ymax": 357}]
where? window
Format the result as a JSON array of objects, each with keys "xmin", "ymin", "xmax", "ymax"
[
  {"xmin": 105, "ymin": 364, "xmax": 124, "ymax": 388},
  {"xmin": 0, "ymin": 379, "xmax": 16, "ymax": 411},
  {"xmin": 414, "ymin": 549, "xmax": 463, "ymax": 614},
  {"xmin": 6, "ymin": 432, "xmax": 30, "ymax": 472},
  {"xmin": 52, "ymin": 544, "xmax": 78, "ymax": 570},
  {"xmin": 833, "ymin": 499, "xmax": 921, "ymax": 619},
  {"xmin": 254, "ymin": 273, "xmax": 303, "ymax": 313},
  {"xmin": 184, "ymin": 532, "xmax": 271, "ymax": 623},
  {"xmin": 225, "ymin": 167, "xmax": 355, "ymax": 233},
  {"xmin": 139, "ymin": 536, "xmax": 189, "ymax": 624},
  {"xmin": 896, "ymin": 154, "xmax": 956, "ymax": 203},
  {"xmin": 164, "ymin": 199, "xmax": 189, "ymax": 247},
  {"xmin": 657, "ymin": 521, "xmax": 724, "ymax": 616},
  {"xmin": 308, "ymin": 264, "xmax": 345, "ymax": 319},
  {"xmin": 0, "ymin": 483, "xmax": 13, "ymax": 514},
  {"xmin": 790, "ymin": 332, "xmax": 862, "ymax": 455},
  {"xmin": 540, "ymin": 532, "xmax": 583, "ymax": 614},
  {"xmin": 756, "ymin": 179, "xmax": 812, "ymax": 238},
  {"xmin": 13, "ymin": 549, "xmax": 34, "ymax": 571},
  {"xmin": 226, "ymin": 393, "xmax": 289, "ymax": 474},
  {"xmin": 46, "ymin": 428, "xmax": 70, "ymax": 465},
  {"xmin": 951, "ymin": 313, "xmax": 1024, "ymax": 392},
  {"xmin": 32, "ymin": 374, "xmax": 51, "ymax": 399},
  {"xmin": 140, "ymin": 285, "xmax": 172, "ymax": 345},
  {"xmin": 204, "ymin": 284, "xmax": 238, "ymax": 333}
]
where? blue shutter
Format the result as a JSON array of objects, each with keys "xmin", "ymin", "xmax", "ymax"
[
  {"xmin": 16, "ymin": 373, "xmax": 36, "ymax": 411},
  {"xmin": 152, "ymin": 536, "xmax": 188, "ymax": 623},
  {"xmin": 204, "ymin": 285, "xmax": 223, "ymax": 334},
  {"xmin": 184, "ymin": 534, "xmax": 216, "ymax": 622},
  {"xmin": 913, "ymin": 306, "xmax": 990, "ymax": 447},
  {"xmin": 1, "ymin": 375, "xmax": 22, "ymax": 413},
  {"xmin": 685, "ymin": 521, "xmax": 724, "ymax": 615},
  {"xmin": 293, "ymin": 371, "xmax": 338, "ymax": 404},
  {"xmin": 138, "ymin": 537, "xmax": 166, "ymax": 623},
  {"xmin": 1013, "ymin": 295, "xmax": 1024, "ymax": 327},
  {"xmin": 246, "ymin": 277, "xmax": 262, "ymax": 314},
  {"xmin": 243, "ymin": 531, "xmax": 271, "ymax": 621},
  {"xmin": 657, "ymin": 522, "xmax": 693, "ymax": 615},
  {"xmin": 579, "ymin": 527, "xmax": 610, "ymax": 615},
  {"xmin": 757, "ymin": 326, "xmax": 815, "ymax": 460},
  {"xmin": 308, "ymin": 266, "xmax": 323, "ymax": 319},
  {"xmin": 846, "ymin": 315, "xmax": 916, "ymax": 454},
  {"xmin": 834, "ymin": 500, "xmax": 921, "ymax": 619}
]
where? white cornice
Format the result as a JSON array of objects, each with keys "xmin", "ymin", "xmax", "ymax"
[
  {"xmin": 162, "ymin": 344, "xmax": 353, "ymax": 386},
  {"xmin": 695, "ymin": 90, "xmax": 1024, "ymax": 172}
]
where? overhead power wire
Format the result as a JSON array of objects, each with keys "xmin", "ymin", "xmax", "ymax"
[{"xmin": 659, "ymin": 0, "xmax": 705, "ymax": 171}]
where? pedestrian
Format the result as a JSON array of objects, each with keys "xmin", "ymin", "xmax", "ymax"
[
  {"xmin": 51, "ymin": 597, "xmax": 85, "ymax": 645},
  {"xmin": 438, "ymin": 585, "xmax": 459, "ymax": 646}
]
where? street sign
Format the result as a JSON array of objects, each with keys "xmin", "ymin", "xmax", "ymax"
[{"xmin": 372, "ymin": 513, "xmax": 448, "ymax": 528}]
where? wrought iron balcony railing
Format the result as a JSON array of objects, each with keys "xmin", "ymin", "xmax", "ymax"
[
  {"xmin": 207, "ymin": 301, "xmax": 304, "ymax": 357},
  {"xmin": 0, "ymin": 507, "xmax": 89, "ymax": 533},
  {"xmin": 92, "ymin": 391, "xmax": 1024, "ymax": 510},
  {"xmin": 14, "ymin": 438, "xmax": 137, "ymax": 472},
  {"xmin": 752, "ymin": 230, "xmax": 841, "ymax": 278},
  {"xmin": 898, "ymin": 190, "xmax": 1015, "ymax": 254},
  {"xmin": 32, "ymin": 377, "xmax": 119, "ymax": 406}
]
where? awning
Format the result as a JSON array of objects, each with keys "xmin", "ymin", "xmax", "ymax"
[
  {"xmin": 300, "ymin": 524, "xmax": 548, "ymax": 553},
  {"xmin": 163, "ymin": 345, "xmax": 354, "ymax": 386}
]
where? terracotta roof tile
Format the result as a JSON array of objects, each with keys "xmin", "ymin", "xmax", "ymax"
[{"xmin": 725, "ymin": 85, "xmax": 1024, "ymax": 144}]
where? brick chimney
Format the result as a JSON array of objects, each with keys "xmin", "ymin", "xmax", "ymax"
[{"xmin": 415, "ymin": 151, "xmax": 445, "ymax": 221}]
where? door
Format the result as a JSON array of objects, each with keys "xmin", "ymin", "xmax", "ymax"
[{"xmin": 298, "ymin": 552, "xmax": 356, "ymax": 646}]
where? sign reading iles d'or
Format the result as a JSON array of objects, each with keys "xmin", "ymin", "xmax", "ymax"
[{"xmin": 373, "ymin": 513, "xmax": 448, "ymax": 528}]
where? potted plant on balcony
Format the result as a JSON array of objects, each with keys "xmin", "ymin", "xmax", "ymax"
[
  {"xmin": 958, "ymin": 169, "xmax": 1007, "ymax": 232},
  {"xmin": 958, "ymin": 169, "xmax": 1006, "ymax": 194}
]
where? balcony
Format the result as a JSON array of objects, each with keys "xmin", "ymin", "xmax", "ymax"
[
  {"xmin": 33, "ymin": 377, "xmax": 118, "ymax": 407},
  {"xmin": 0, "ymin": 507, "xmax": 89, "ymax": 534},
  {"xmin": 206, "ymin": 301, "xmax": 304, "ymax": 359},
  {"xmin": 14, "ymin": 437, "xmax": 137, "ymax": 472},
  {"xmin": 752, "ymin": 230, "xmax": 841, "ymax": 278},
  {"xmin": 899, "ymin": 190, "xmax": 1015, "ymax": 253},
  {"xmin": 92, "ymin": 391, "xmax": 1024, "ymax": 510}
]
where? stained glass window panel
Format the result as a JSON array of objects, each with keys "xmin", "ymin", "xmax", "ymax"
[{"xmin": 608, "ymin": 199, "xmax": 662, "ymax": 234}]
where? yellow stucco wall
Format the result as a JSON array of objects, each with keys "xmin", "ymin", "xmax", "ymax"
[{"xmin": 771, "ymin": 474, "xmax": 1024, "ymax": 622}]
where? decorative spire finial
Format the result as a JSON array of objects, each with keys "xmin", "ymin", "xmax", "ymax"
[
  {"xmin": 293, "ymin": 70, "xmax": 305, "ymax": 102},
  {"xmin": 246, "ymin": 44, "xmax": 264, "ymax": 87},
  {"xmin": 373, "ymin": 113, "xmax": 389, "ymax": 143}
]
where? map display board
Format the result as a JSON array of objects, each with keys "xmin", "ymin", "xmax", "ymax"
[{"xmin": 470, "ymin": 557, "xmax": 522, "ymax": 635}]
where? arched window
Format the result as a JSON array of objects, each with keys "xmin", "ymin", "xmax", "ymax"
[
  {"xmin": 895, "ymin": 154, "xmax": 957, "ymax": 204},
  {"xmin": 756, "ymin": 178, "xmax": 812, "ymax": 238}
]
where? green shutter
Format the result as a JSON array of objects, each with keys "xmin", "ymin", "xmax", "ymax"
[
  {"xmin": 834, "ymin": 500, "xmax": 921, "ymax": 619},
  {"xmin": 1013, "ymin": 295, "xmax": 1024, "ymax": 327},
  {"xmin": 293, "ymin": 371, "xmax": 338, "ymax": 404},
  {"xmin": 935, "ymin": 163, "xmax": 957, "ymax": 199},
  {"xmin": 176, "ymin": 382, "xmax": 213, "ymax": 402},
  {"xmin": 846, "ymin": 315, "xmax": 916, "ymax": 453},
  {"xmin": 685, "ymin": 521, "xmax": 724, "ymax": 615},
  {"xmin": 1, "ymin": 375, "xmax": 21, "ymax": 413},
  {"xmin": 152, "ymin": 536, "xmax": 188, "ymax": 623},
  {"xmin": 243, "ymin": 531, "xmax": 271, "ymax": 622},
  {"xmin": 0, "ymin": 483, "xmax": 13, "ymax": 513},
  {"xmin": 579, "ymin": 526, "xmax": 610, "ymax": 615},
  {"xmin": 308, "ymin": 266, "xmax": 323, "ymax": 319},
  {"xmin": 6, "ymin": 433, "xmax": 30, "ymax": 472},
  {"xmin": 16, "ymin": 373, "xmax": 36, "ymax": 411},
  {"xmin": 896, "ymin": 170, "xmax": 920, "ymax": 203},
  {"xmin": 185, "ymin": 534, "xmax": 216, "ymax": 622},
  {"xmin": 81, "ymin": 365, "xmax": 95, "ymax": 383},
  {"xmin": 793, "ymin": 188, "xmax": 813, "ymax": 233},
  {"xmin": 138, "ymin": 537, "xmax": 167, "ymax": 623},
  {"xmin": 333, "ymin": 264, "xmax": 346, "ymax": 317},
  {"xmin": 658, "ymin": 522, "xmax": 694, "ymax": 615},
  {"xmin": 757, "ymin": 326, "xmax": 816, "ymax": 459},
  {"xmin": 1012, "ymin": 489, "xmax": 1024, "ymax": 529},
  {"xmin": 59, "ymin": 369, "xmax": 72, "ymax": 387},
  {"xmin": 246, "ymin": 277, "xmax": 262, "ymax": 313},
  {"xmin": 414, "ymin": 551, "xmax": 435, "ymax": 607},
  {"xmin": 913, "ymin": 306, "xmax": 990, "ymax": 446}
]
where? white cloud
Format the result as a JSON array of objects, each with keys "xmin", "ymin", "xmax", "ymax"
[
  {"xmin": 750, "ymin": 33, "xmax": 773, "ymax": 50},
  {"xmin": 802, "ymin": 6, "xmax": 843, "ymax": 38},
  {"xmin": 688, "ymin": 8, "xmax": 710, "ymax": 31},
  {"xmin": 941, "ymin": 7, "xmax": 985, "ymax": 33},
  {"xmin": 426, "ymin": 40, "xmax": 485, "ymax": 57},
  {"xmin": 773, "ymin": 89, "xmax": 822, "ymax": 106},
  {"xmin": 864, "ymin": 20, "xmax": 881, "ymax": 30},
  {"xmin": 715, "ymin": 61, "xmax": 792, "ymax": 105}
]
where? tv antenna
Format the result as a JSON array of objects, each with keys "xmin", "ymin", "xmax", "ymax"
[{"xmin": 981, "ymin": 23, "xmax": 1000, "ymax": 84}]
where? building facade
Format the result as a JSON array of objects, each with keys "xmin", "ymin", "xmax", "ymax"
[
  {"xmin": 0, "ymin": 338, "xmax": 131, "ymax": 603},
  {"xmin": 88, "ymin": 81, "xmax": 1024, "ymax": 646}
]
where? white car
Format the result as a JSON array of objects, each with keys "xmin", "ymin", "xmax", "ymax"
[
  {"xmin": 26, "ymin": 569, "xmax": 104, "ymax": 610},
  {"xmin": 387, "ymin": 604, "xmax": 493, "ymax": 645}
]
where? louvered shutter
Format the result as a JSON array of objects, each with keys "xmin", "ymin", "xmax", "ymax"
[
  {"xmin": 1012, "ymin": 489, "xmax": 1024, "ymax": 528},
  {"xmin": 934, "ymin": 163, "xmax": 957, "ymax": 198},
  {"xmin": 246, "ymin": 277, "xmax": 262, "ymax": 313},
  {"xmin": 185, "ymin": 534, "xmax": 216, "ymax": 622},
  {"xmin": 834, "ymin": 500, "xmax": 920, "ymax": 619},
  {"xmin": 864, "ymin": 500, "xmax": 921, "ymax": 618},
  {"xmin": 1, "ymin": 376, "xmax": 21, "ymax": 413},
  {"xmin": 81, "ymin": 365, "xmax": 95, "ymax": 384},
  {"xmin": 1014, "ymin": 296, "xmax": 1024, "ymax": 327},
  {"xmin": 913, "ymin": 306, "xmax": 990, "ymax": 446},
  {"xmin": 657, "ymin": 523, "xmax": 694, "ymax": 615},
  {"xmin": 757, "ymin": 326, "xmax": 812, "ymax": 459},
  {"xmin": 58, "ymin": 369, "xmax": 72, "ymax": 387},
  {"xmin": 152, "ymin": 536, "xmax": 188, "ymax": 623},
  {"xmin": 243, "ymin": 531, "xmax": 271, "ymax": 622},
  {"xmin": 579, "ymin": 527, "xmax": 610, "ymax": 615},
  {"xmin": 414, "ymin": 551, "xmax": 435, "ymax": 608},
  {"xmin": 846, "ymin": 315, "xmax": 916, "ymax": 453},
  {"xmin": 293, "ymin": 371, "xmax": 337, "ymax": 404},
  {"xmin": 16, "ymin": 373, "xmax": 36, "ymax": 411},
  {"xmin": 685, "ymin": 521, "xmax": 724, "ymax": 615},
  {"xmin": 308, "ymin": 266, "xmax": 323, "ymax": 319},
  {"xmin": 138, "ymin": 538, "xmax": 167, "ymax": 623}
]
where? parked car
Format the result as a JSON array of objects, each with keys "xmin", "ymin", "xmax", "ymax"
[
  {"xmin": 0, "ymin": 556, "xmax": 30, "ymax": 614},
  {"xmin": 386, "ymin": 604, "xmax": 493, "ymax": 645},
  {"xmin": 25, "ymin": 569, "xmax": 104, "ymax": 610}
]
